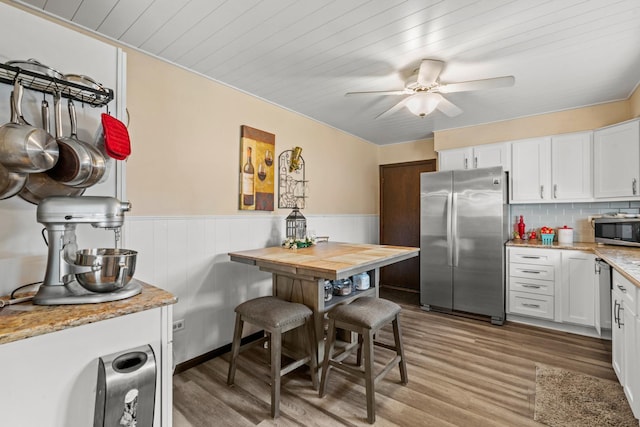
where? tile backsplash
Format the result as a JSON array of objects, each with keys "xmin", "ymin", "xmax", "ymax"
[{"xmin": 510, "ymin": 201, "xmax": 640, "ymax": 242}]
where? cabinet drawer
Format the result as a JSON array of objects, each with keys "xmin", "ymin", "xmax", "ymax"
[
  {"xmin": 613, "ymin": 270, "xmax": 638, "ymax": 315},
  {"xmin": 509, "ymin": 292, "xmax": 554, "ymax": 320},
  {"xmin": 510, "ymin": 262, "xmax": 555, "ymax": 281},
  {"xmin": 509, "ymin": 249, "xmax": 560, "ymax": 265},
  {"xmin": 509, "ymin": 276, "xmax": 554, "ymax": 296}
]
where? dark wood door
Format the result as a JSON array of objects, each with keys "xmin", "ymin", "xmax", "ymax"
[{"xmin": 380, "ymin": 159, "xmax": 436, "ymax": 292}]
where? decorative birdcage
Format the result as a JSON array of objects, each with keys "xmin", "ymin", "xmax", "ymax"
[{"xmin": 285, "ymin": 207, "xmax": 307, "ymax": 240}]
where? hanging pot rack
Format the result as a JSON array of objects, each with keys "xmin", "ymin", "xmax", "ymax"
[{"xmin": 0, "ymin": 62, "xmax": 113, "ymax": 107}]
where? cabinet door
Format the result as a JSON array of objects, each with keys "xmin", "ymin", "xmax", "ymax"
[
  {"xmin": 633, "ymin": 315, "xmax": 640, "ymax": 418},
  {"xmin": 594, "ymin": 120, "xmax": 640, "ymax": 198},
  {"xmin": 560, "ymin": 251, "xmax": 596, "ymax": 326},
  {"xmin": 551, "ymin": 132, "xmax": 592, "ymax": 200},
  {"xmin": 439, "ymin": 148, "xmax": 471, "ymax": 171},
  {"xmin": 511, "ymin": 137, "xmax": 552, "ymax": 202},
  {"xmin": 623, "ymin": 303, "xmax": 637, "ymax": 416},
  {"xmin": 474, "ymin": 143, "xmax": 510, "ymax": 171},
  {"xmin": 612, "ymin": 289, "xmax": 624, "ymax": 383}
]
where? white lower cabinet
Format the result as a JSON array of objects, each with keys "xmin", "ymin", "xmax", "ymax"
[
  {"xmin": 0, "ymin": 306, "xmax": 173, "ymax": 427},
  {"xmin": 560, "ymin": 251, "xmax": 596, "ymax": 326},
  {"xmin": 507, "ymin": 247, "xmax": 559, "ymax": 320},
  {"xmin": 507, "ymin": 247, "xmax": 599, "ymax": 330},
  {"xmin": 611, "ymin": 270, "xmax": 639, "ymax": 419}
]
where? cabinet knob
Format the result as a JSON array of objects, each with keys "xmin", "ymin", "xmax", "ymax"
[
  {"xmin": 540, "ymin": 185, "xmax": 544, "ymax": 199},
  {"xmin": 633, "ymin": 178, "xmax": 637, "ymax": 195},
  {"xmin": 553, "ymin": 184, "xmax": 558, "ymax": 199}
]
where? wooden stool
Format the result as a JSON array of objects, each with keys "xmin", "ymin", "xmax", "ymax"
[
  {"xmin": 227, "ymin": 296, "xmax": 318, "ymax": 418},
  {"xmin": 319, "ymin": 297, "xmax": 408, "ymax": 424}
]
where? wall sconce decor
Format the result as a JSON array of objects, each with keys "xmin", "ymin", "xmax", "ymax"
[{"xmin": 278, "ymin": 148, "xmax": 308, "ymax": 209}]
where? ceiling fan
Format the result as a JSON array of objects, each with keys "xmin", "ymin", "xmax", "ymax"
[{"xmin": 346, "ymin": 59, "xmax": 515, "ymax": 119}]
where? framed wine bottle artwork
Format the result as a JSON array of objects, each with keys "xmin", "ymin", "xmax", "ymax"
[{"xmin": 239, "ymin": 125, "xmax": 275, "ymax": 211}]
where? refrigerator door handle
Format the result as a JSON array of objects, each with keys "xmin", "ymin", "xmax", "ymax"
[
  {"xmin": 452, "ymin": 192, "xmax": 459, "ymax": 266},
  {"xmin": 446, "ymin": 192, "xmax": 453, "ymax": 266}
]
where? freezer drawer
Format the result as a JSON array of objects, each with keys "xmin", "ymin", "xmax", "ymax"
[
  {"xmin": 509, "ymin": 291, "xmax": 554, "ymax": 320},
  {"xmin": 509, "ymin": 276, "xmax": 554, "ymax": 296},
  {"xmin": 509, "ymin": 262, "xmax": 555, "ymax": 281}
]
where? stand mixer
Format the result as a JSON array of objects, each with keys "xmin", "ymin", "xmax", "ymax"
[{"xmin": 33, "ymin": 196, "xmax": 142, "ymax": 305}]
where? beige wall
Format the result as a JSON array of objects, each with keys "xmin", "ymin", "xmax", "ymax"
[
  {"xmin": 434, "ymin": 100, "xmax": 631, "ymax": 151},
  {"xmin": 125, "ymin": 49, "xmax": 379, "ymax": 216},
  {"xmin": 378, "ymin": 138, "xmax": 436, "ymax": 165}
]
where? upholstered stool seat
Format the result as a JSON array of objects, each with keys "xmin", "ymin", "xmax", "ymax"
[
  {"xmin": 319, "ymin": 297, "xmax": 408, "ymax": 424},
  {"xmin": 227, "ymin": 296, "xmax": 318, "ymax": 418}
]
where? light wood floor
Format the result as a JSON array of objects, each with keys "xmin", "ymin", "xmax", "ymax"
[{"xmin": 173, "ymin": 289, "xmax": 613, "ymax": 426}]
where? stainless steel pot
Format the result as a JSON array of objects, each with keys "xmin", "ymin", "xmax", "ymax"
[
  {"xmin": 74, "ymin": 248, "xmax": 137, "ymax": 293},
  {"xmin": 67, "ymin": 99, "xmax": 105, "ymax": 187},
  {"xmin": 0, "ymin": 162, "xmax": 26, "ymax": 199},
  {"xmin": 17, "ymin": 97, "xmax": 84, "ymax": 205},
  {"xmin": 0, "ymin": 80, "xmax": 58, "ymax": 173},
  {"xmin": 46, "ymin": 93, "xmax": 94, "ymax": 186}
]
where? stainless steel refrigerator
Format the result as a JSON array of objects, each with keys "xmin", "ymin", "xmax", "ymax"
[{"xmin": 420, "ymin": 166, "xmax": 508, "ymax": 325}]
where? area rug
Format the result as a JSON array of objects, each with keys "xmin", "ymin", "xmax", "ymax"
[{"xmin": 534, "ymin": 364, "xmax": 637, "ymax": 427}]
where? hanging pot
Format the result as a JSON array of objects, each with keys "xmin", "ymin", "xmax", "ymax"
[
  {"xmin": 46, "ymin": 93, "xmax": 94, "ymax": 186},
  {"xmin": 0, "ymin": 163, "xmax": 26, "ymax": 199},
  {"xmin": 0, "ymin": 80, "xmax": 58, "ymax": 172},
  {"xmin": 18, "ymin": 96, "xmax": 84, "ymax": 205},
  {"xmin": 67, "ymin": 99, "xmax": 105, "ymax": 188}
]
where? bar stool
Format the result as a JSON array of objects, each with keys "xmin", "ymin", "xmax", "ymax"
[
  {"xmin": 227, "ymin": 296, "xmax": 319, "ymax": 418},
  {"xmin": 319, "ymin": 297, "xmax": 408, "ymax": 424}
]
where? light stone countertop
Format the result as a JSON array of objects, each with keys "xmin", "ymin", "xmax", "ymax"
[
  {"xmin": 0, "ymin": 281, "xmax": 177, "ymax": 345},
  {"xmin": 506, "ymin": 240, "xmax": 640, "ymax": 289}
]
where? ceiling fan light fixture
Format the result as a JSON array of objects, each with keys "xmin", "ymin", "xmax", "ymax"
[{"xmin": 405, "ymin": 92, "xmax": 442, "ymax": 117}]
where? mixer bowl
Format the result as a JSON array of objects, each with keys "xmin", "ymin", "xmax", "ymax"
[{"xmin": 75, "ymin": 248, "xmax": 137, "ymax": 293}]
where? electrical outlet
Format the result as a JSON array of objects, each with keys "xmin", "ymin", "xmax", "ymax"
[{"xmin": 172, "ymin": 319, "xmax": 185, "ymax": 332}]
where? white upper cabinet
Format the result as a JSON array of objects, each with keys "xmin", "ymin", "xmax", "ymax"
[
  {"xmin": 511, "ymin": 137, "xmax": 552, "ymax": 202},
  {"xmin": 594, "ymin": 120, "xmax": 640, "ymax": 199},
  {"xmin": 439, "ymin": 147, "xmax": 471, "ymax": 171},
  {"xmin": 551, "ymin": 132, "xmax": 593, "ymax": 200},
  {"xmin": 511, "ymin": 132, "xmax": 592, "ymax": 203},
  {"xmin": 438, "ymin": 142, "xmax": 510, "ymax": 171}
]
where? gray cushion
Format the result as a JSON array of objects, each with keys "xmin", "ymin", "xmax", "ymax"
[
  {"xmin": 235, "ymin": 296, "xmax": 312, "ymax": 329},
  {"xmin": 328, "ymin": 297, "xmax": 400, "ymax": 330}
]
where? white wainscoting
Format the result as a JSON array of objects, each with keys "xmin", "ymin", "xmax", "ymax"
[{"xmin": 124, "ymin": 213, "xmax": 379, "ymax": 365}]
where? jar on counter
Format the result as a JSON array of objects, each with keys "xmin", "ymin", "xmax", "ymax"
[
  {"xmin": 324, "ymin": 280, "xmax": 333, "ymax": 302},
  {"xmin": 352, "ymin": 272, "xmax": 370, "ymax": 290},
  {"xmin": 332, "ymin": 278, "xmax": 352, "ymax": 296}
]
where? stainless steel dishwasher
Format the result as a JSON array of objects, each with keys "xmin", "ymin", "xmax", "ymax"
[{"xmin": 595, "ymin": 258, "xmax": 612, "ymax": 330}]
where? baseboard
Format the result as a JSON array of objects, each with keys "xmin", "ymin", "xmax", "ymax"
[
  {"xmin": 174, "ymin": 331, "xmax": 264, "ymax": 374},
  {"xmin": 380, "ymin": 284, "xmax": 419, "ymax": 293}
]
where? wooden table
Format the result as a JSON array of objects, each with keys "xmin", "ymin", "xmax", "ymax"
[{"xmin": 229, "ymin": 242, "xmax": 419, "ymax": 360}]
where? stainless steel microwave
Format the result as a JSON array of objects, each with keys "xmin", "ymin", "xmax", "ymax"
[{"xmin": 594, "ymin": 217, "xmax": 640, "ymax": 247}]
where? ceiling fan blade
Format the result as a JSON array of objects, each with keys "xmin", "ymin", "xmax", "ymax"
[
  {"xmin": 436, "ymin": 97, "xmax": 463, "ymax": 117},
  {"xmin": 375, "ymin": 97, "xmax": 410, "ymax": 119},
  {"xmin": 345, "ymin": 89, "xmax": 408, "ymax": 96},
  {"xmin": 417, "ymin": 59, "xmax": 444, "ymax": 86},
  {"xmin": 438, "ymin": 76, "xmax": 515, "ymax": 93}
]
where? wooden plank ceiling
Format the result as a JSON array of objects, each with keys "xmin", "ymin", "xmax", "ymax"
[{"xmin": 12, "ymin": 0, "xmax": 640, "ymax": 145}]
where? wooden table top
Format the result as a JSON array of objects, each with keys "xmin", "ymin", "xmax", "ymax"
[{"xmin": 229, "ymin": 241, "xmax": 419, "ymax": 280}]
